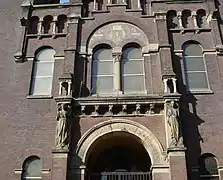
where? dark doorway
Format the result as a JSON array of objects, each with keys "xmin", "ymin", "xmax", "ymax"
[{"xmin": 86, "ymin": 132, "xmax": 151, "ymax": 180}]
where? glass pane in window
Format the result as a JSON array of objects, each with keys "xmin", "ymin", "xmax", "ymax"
[
  {"xmin": 93, "ymin": 49, "xmax": 112, "ymax": 60},
  {"xmin": 184, "ymin": 57, "xmax": 205, "ymax": 71},
  {"xmin": 36, "ymin": 48, "xmax": 55, "ymax": 62},
  {"xmin": 122, "ymin": 47, "xmax": 142, "ymax": 59},
  {"xmin": 33, "ymin": 62, "xmax": 54, "ymax": 77},
  {"xmin": 200, "ymin": 156, "xmax": 218, "ymax": 175},
  {"xmin": 183, "ymin": 43, "xmax": 202, "ymax": 56},
  {"xmin": 122, "ymin": 60, "xmax": 143, "ymax": 74},
  {"xmin": 92, "ymin": 76, "xmax": 113, "ymax": 94},
  {"xmin": 122, "ymin": 75, "xmax": 145, "ymax": 93},
  {"xmin": 185, "ymin": 72, "xmax": 208, "ymax": 90},
  {"xmin": 31, "ymin": 77, "xmax": 53, "ymax": 95},
  {"xmin": 92, "ymin": 61, "xmax": 113, "ymax": 76},
  {"xmin": 26, "ymin": 159, "xmax": 42, "ymax": 177}
]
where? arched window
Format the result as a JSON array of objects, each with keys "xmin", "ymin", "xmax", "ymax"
[
  {"xmin": 56, "ymin": 15, "xmax": 67, "ymax": 33},
  {"xmin": 199, "ymin": 154, "xmax": 219, "ymax": 179},
  {"xmin": 121, "ymin": 45, "xmax": 145, "ymax": 94},
  {"xmin": 30, "ymin": 47, "xmax": 55, "ymax": 96},
  {"xmin": 22, "ymin": 156, "xmax": 42, "ymax": 179},
  {"xmin": 197, "ymin": 9, "xmax": 207, "ymax": 28},
  {"xmin": 92, "ymin": 45, "xmax": 113, "ymax": 95},
  {"xmin": 167, "ymin": 10, "xmax": 178, "ymax": 29},
  {"xmin": 42, "ymin": 15, "xmax": 53, "ymax": 34},
  {"xmin": 182, "ymin": 42, "xmax": 209, "ymax": 91},
  {"xmin": 182, "ymin": 10, "xmax": 191, "ymax": 28},
  {"xmin": 28, "ymin": 16, "xmax": 39, "ymax": 34}
]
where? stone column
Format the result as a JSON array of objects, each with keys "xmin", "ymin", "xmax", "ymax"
[
  {"xmin": 177, "ymin": 12, "xmax": 183, "ymax": 28},
  {"xmin": 151, "ymin": 165, "xmax": 170, "ymax": 180},
  {"xmin": 192, "ymin": 11, "xmax": 198, "ymax": 28},
  {"xmin": 113, "ymin": 53, "xmax": 122, "ymax": 95},
  {"xmin": 137, "ymin": 0, "xmax": 141, "ymax": 8},
  {"xmin": 163, "ymin": 78, "xmax": 168, "ymax": 94},
  {"xmin": 168, "ymin": 147, "xmax": 188, "ymax": 180},
  {"xmin": 172, "ymin": 78, "xmax": 177, "ymax": 93},
  {"xmin": 52, "ymin": 16, "xmax": 57, "ymax": 38}
]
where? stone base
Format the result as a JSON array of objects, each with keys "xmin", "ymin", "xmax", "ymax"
[
  {"xmin": 168, "ymin": 146, "xmax": 188, "ymax": 180},
  {"xmin": 52, "ymin": 149, "xmax": 69, "ymax": 180}
]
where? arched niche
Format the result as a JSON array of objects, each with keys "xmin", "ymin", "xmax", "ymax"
[
  {"xmin": 76, "ymin": 119, "xmax": 167, "ymax": 166},
  {"xmin": 88, "ymin": 22, "xmax": 149, "ymax": 53}
]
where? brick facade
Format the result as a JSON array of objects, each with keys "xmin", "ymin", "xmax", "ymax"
[{"xmin": 1, "ymin": 0, "xmax": 223, "ymax": 180}]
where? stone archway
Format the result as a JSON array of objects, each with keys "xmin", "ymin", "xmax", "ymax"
[{"xmin": 76, "ymin": 119, "xmax": 167, "ymax": 166}]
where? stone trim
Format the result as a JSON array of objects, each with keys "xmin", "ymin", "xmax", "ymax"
[{"xmin": 76, "ymin": 119, "xmax": 167, "ymax": 165}]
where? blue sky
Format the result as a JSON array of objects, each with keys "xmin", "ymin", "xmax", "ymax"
[{"xmin": 60, "ymin": 0, "xmax": 69, "ymax": 3}]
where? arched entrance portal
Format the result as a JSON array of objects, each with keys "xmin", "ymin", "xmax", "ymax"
[
  {"xmin": 76, "ymin": 119, "xmax": 167, "ymax": 180},
  {"xmin": 87, "ymin": 132, "xmax": 151, "ymax": 173}
]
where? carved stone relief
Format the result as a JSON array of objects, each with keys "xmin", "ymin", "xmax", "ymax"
[
  {"xmin": 166, "ymin": 100, "xmax": 183, "ymax": 147},
  {"xmin": 89, "ymin": 22, "xmax": 149, "ymax": 49},
  {"xmin": 55, "ymin": 103, "xmax": 72, "ymax": 149}
]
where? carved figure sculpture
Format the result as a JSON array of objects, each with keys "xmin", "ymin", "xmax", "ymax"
[
  {"xmin": 55, "ymin": 103, "xmax": 71, "ymax": 149},
  {"xmin": 167, "ymin": 101, "xmax": 182, "ymax": 147}
]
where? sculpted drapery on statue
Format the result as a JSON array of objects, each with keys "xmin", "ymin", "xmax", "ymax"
[
  {"xmin": 55, "ymin": 103, "xmax": 71, "ymax": 149},
  {"xmin": 167, "ymin": 100, "xmax": 183, "ymax": 147}
]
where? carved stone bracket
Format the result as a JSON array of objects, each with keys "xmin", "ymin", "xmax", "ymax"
[{"xmin": 74, "ymin": 96, "xmax": 164, "ymax": 117}]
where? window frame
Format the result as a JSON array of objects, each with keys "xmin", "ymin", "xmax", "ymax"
[
  {"xmin": 91, "ymin": 44, "xmax": 147, "ymax": 96},
  {"xmin": 121, "ymin": 46, "xmax": 146, "ymax": 94},
  {"xmin": 182, "ymin": 42, "xmax": 211, "ymax": 93},
  {"xmin": 22, "ymin": 156, "xmax": 42, "ymax": 180},
  {"xmin": 29, "ymin": 47, "xmax": 55, "ymax": 97},
  {"xmin": 91, "ymin": 47, "xmax": 114, "ymax": 96},
  {"xmin": 199, "ymin": 154, "xmax": 219, "ymax": 180}
]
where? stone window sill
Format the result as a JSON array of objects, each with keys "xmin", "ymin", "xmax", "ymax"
[
  {"xmin": 92, "ymin": 10, "xmax": 110, "ymax": 14},
  {"xmin": 166, "ymin": 0, "xmax": 203, "ymax": 4},
  {"xmin": 125, "ymin": 9, "xmax": 142, "ymax": 12},
  {"xmin": 27, "ymin": 95, "xmax": 53, "ymax": 99},
  {"xmin": 186, "ymin": 89, "xmax": 214, "ymax": 95},
  {"xmin": 106, "ymin": 4, "xmax": 127, "ymax": 7}
]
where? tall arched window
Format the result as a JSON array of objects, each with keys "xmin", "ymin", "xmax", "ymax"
[
  {"xmin": 121, "ymin": 45, "xmax": 145, "ymax": 94},
  {"xmin": 199, "ymin": 154, "xmax": 219, "ymax": 179},
  {"xmin": 92, "ymin": 45, "xmax": 113, "ymax": 95},
  {"xmin": 182, "ymin": 42, "xmax": 209, "ymax": 91},
  {"xmin": 30, "ymin": 47, "xmax": 55, "ymax": 96},
  {"xmin": 22, "ymin": 156, "xmax": 42, "ymax": 180}
]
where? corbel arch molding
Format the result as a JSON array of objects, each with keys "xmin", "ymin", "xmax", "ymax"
[{"xmin": 76, "ymin": 119, "xmax": 167, "ymax": 166}]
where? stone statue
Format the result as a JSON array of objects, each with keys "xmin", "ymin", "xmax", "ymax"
[
  {"xmin": 55, "ymin": 103, "xmax": 71, "ymax": 149},
  {"xmin": 167, "ymin": 101, "xmax": 183, "ymax": 147}
]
